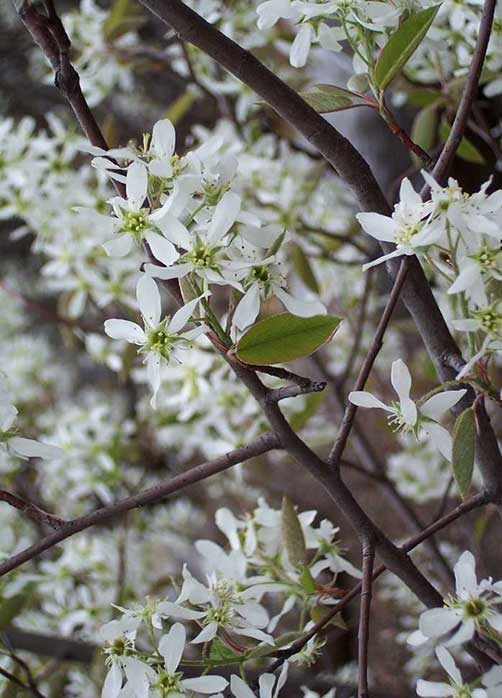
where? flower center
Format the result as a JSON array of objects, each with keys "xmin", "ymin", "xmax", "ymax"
[
  {"xmin": 121, "ymin": 210, "xmax": 149, "ymax": 241},
  {"xmin": 473, "ymin": 246, "xmax": 500, "ymax": 270},
  {"xmin": 146, "ymin": 322, "xmax": 175, "ymax": 359},
  {"xmin": 188, "ymin": 242, "xmax": 217, "ymax": 269},
  {"xmin": 155, "ymin": 670, "xmax": 184, "ymax": 698},
  {"xmin": 462, "ymin": 596, "xmax": 487, "ymax": 619},
  {"xmin": 395, "ymin": 223, "xmax": 421, "ymax": 246},
  {"xmin": 473, "ymin": 306, "xmax": 502, "ymax": 337}
]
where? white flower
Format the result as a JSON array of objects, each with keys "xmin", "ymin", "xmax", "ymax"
[
  {"xmin": 348, "ymin": 359, "xmax": 466, "ymax": 460},
  {"xmin": 158, "ymin": 565, "xmax": 273, "ymax": 645},
  {"xmin": 290, "ymin": 24, "xmax": 316, "ymax": 67},
  {"xmin": 414, "ymin": 551, "xmax": 502, "ymax": 648},
  {"xmin": 144, "ymin": 191, "xmax": 242, "ymax": 292},
  {"xmin": 230, "ymin": 662, "xmax": 288, "ymax": 698},
  {"xmin": 417, "ymin": 646, "xmax": 487, "ymax": 697},
  {"xmin": 104, "ymin": 275, "xmax": 204, "ymax": 407},
  {"xmin": 102, "ymin": 162, "xmax": 180, "ymax": 261},
  {"xmin": 357, "ymin": 179, "xmax": 438, "ymax": 270}
]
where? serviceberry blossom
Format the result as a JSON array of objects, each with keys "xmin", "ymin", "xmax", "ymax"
[
  {"xmin": 230, "ymin": 663, "xmax": 288, "ymax": 698},
  {"xmin": 410, "ymin": 551, "xmax": 502, "ymax": 648},
  {"xmin": 357, "ymin": 179, "xmax": 438, "ymax": 270},
  {"xmin": 104, "ymin": 275, "xmax": 204, "ymax": 407},
  {"xmin": 348, "ymin": 359, "xmax": 466, "ymax": 460}
]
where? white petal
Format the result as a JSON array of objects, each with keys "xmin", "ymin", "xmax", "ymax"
[
  {"xmin": 126, "ymin": 162, "xmax": 148, "ymax": 210},
  {"xmin": 103, "ymin": 235, "xmax": 133, "ymax": 258},
  {"xmin": 487, "ymin": 612, "xmax": 502, "ymax": 632},
  {"xmin": 152, "ymin": 212, "xmax": 191, "ymax": 249},
  {"xmin": 436, "ymin": 646, "xmax": 462, "ymax": 685},
  {"xmin": 290, "ymin": 24, "xmax": 314, "ymax": 68},
  {"xmin": 144, "ymin": 231, "xmax": 179, "ymax": 266},
  {"xmin": 191, "ymin": 621, "xmax": 218, "ymax": 644},
  {"xmin": 420, "ymin": 390, "xmax": 467, "ymax": 420},
  {"xmin": 259, "ymin": 674, "xmax": 275, "ymax": 698},
  {"xmin": 399, "ymin": 178, "xmax": 422, "ymax": 208},
  {"xmin": 147, "ymin": 354, "xmax": 161, "ymax": 409},
  {"xmin": 233, "ymin": 284, "xmax": 261, "ymax": 331},
  {"xmin": 157, "ymin": 601, "xmax": 206, "ymax": 621},
  {"xmin": 168, "ymin": 297, "xmax": 201, "ymax": 334},
  {"xmin": 151, "ymin": 119, "xmax": 176, "ymax": 158},
  {"xmin": 144, "ymin": 263, "xmax": 192, "ymax": 280},
  {"xmin": 274, "ymin": 287, "xmax": 326, "ymax": 317},
  {"xmin": 230, "ymin": 675, "xmax": 256, "ymax": 698},
  {"xmin": 182, "ymin": 677, "xmax": 229, "ymax": 694},
  {"xmin": 416, "ymin": 680, "xmax": 453, "ymax": 697},
  {"xmin": 207, "ymin": 192, "xmax": 241, "ymax": 244},
  {"xmin": 400, "ymin": 397, "xmax": 418, "ymax": 427},
  {"xmin": 137, "ymin": 274, "xmax": 161, "ymax": 327},
  {"xmin": 454, "ymin": 551, "xmax": 478, "ymax": 596},
  {"xmin": 444, "ymin": 618, "xmax": 475, "ymax": 647},
  {"xmin": 159, "ymin": 622, "xmax": 186, "ymax": 673},
  {"xmin": 101, "ymin": 664, "xmax": 122, "ymax": 698},
  {"xmin": 419, "ymin": 608, "xmax": 460, "ymax": 638},
  {"xmin": 9, "ymin": 437, "xmax": 63, "ymax": 460},
  {"xmin": 448, "ymin": 263, "xmax": 480, "ymax": 295},
  {"xmin": 104, "ymin": 319, "xmax": 145, "ymax": 343},
  {"xmin": 391, "ymin": 359, "xmax": 412, "ymax": 404},
  {"xmin": 348, "ymin": 391, "xmax": 390, "ymax": 411},
  {"xmin": 356, "ymin": 212, "xmax": 396, "ymax": 242},
  {"xmin": 423, "ymin": 422, "xmax": 453, "ymax": 461}
]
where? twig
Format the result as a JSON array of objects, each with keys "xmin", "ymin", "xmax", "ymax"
[
  {"xmin": 0, "ymin": 490, "xmax": 65, "ymax": 530},
  {"xmin": 0, "ymin": 433, "xmax": 281, "ymax": 577},
  {"xmin": 328, "ymin": 259, "xmax": 409, "ymax": 468},
  {"xmin": 267, "ymin": 381, "xmax": 327, "ymax": 403},
  {"xmin": 358, "ymin": 541, "xmax": 375, "ymax": 698},
  {"xmin": 423, "ymin": 0, "xmax": 497, "ymax": 191}
]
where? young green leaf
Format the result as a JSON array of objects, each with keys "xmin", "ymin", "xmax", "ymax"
[
  {"xmin": 290, "ymin": 243, "xmax": 320, "ymax": 294},
  {"xmin": 301, "ymin": 84, "xmax": 370, "ymax": 113},
  {"xmin": 451, "ymin": 407, "xmax": 476, "ymax": 498},
  {"xmin": 439, "ymin": 122, "xmax": 485, "ymax": 164},
  {"xmin": 411, "ymin": 103, "xmax": 439, "ymax": 165},
  {"xmin": 374, "ymin": 6, "xmax": 441, "ymax": 91},
  {"xmin": 281, "ymin": 496, "xmax": 306, "ymax": 568},
  {"xmin": 235, "ymin": 313, "xmax": 341, "ymax": 365}
]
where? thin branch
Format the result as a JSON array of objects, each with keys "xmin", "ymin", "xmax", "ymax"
[
  {"xmin": 267, "ymin": 381, "xmax": 327, "ymax": 403},
  {"xmin": 328, "ymin": 259, "xmax": 409, "ymax": 468},
  {"xmin": 0, "ymin": 490, "xmax": 65, "ymax": 530},
  {"xmin": 358, "ymin": 541, "xmax": 375, "ymax": 698},
  {"xmin": 424, "ymin": 0, "xmax": 497, "ymax": 190},
  {"xmin": 0, "ymin": 433, "xmax": 281, "ymax": 578}
]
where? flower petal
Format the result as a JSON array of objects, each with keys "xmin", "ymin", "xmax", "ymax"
[
  {"xmin": 182, "ymin": 677, "xmax": 229, "ymax": 694},
  {"xmin": 8, "ymin": 437, "xmax": 63, "ymax": 460},
  {"xmin": 230, "ymin": 675, "xmax": 256, "ymax": 698},
  {"xmin": 104, "ymin": 319, "xmax": 145, "ymax": 343},
  {"xmin": 168, "ymin": 297, "xmax": 201, "ymax": 334},
  {"xmin": 420, "ymin": 390, "xmax": 467, "ymax": 420},
  {"xmin": 137, "ymin": 275, "xmax": 161, "ymax": 328},
  {"xmin": 348, "ymin": 391, "xmax": 390, "ymax": 411},
  {"xmin": 159, "ymin": 622, "xmax": 186, "ymax": 673},
  {"xmin": 144, "ymin": 231, "xmax": 179, "ymax": 267},
  {"xmin": 126, "ymin": 162, "xmax": 147, "ymax": 210}
]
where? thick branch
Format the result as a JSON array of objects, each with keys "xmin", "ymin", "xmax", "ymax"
[
  {"xmin": 0, "ymin": 433, "xmax": 280, "ymax": 577},
  {"xmin": 358, "ymin": 541, "xmax": 375, "ymax": 698}
]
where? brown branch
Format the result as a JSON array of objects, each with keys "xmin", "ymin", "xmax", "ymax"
[
  {"xmin": 327, "ymin": 259, "xmax": 408, "ymax": 467},
  {"xmin": 0, "ymin": 433, "xmax": 280, "ymax": 578},
  {"xmin": 358, "ymin": 541, "xmax": 375, "ymax": 698},
  {"xmin": 0, "ymin": 490, "xmax": 65, "ymax": 530}
]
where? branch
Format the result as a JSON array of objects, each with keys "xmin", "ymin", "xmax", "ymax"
[
  {"xmin": 425, "ymin": 0, "xmax": 497, "ymax": 190},
  {"xmin": 0, "ymin": 490, "xmax": 65, "ymax": 530},
  {"xmin": 358, "ymin": 541, "xmax": 375, "ymax": 698},
  {"xmin": 0, "ymin": 433, "xmax": 280, "ymax": 577},
  {"xmin": 328, "ymin": 259, "xmax": 408, "ymax": 467},
  {"xmin": 267, "ymin": 381, "xmax": 327, "ymax": 403}
]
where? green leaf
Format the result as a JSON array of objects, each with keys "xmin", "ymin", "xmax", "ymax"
[
  {"xmin": 411, "ymin": 103, "xmax": 438, "ymax": 165},
  {"xmin": 374, "ymin": 6, "xmax": 441, "ymax": 91},
  {"xmin": 299, "ymin": 566, "xmax": 317, "ymax": 593},
  {"xmin": 439, "ymin": 122, "xmax": 485, "ymax": 164},
  {"xmin": 267, "ymin": 230, "xmax": 286, "ymax": 258},
  {"xmin": 451, "ymin": 407, "xmax": 476, "ymax": 498},
  {"xmin": 281, "ymin": 496, "xmax": 306, "ymax": 568},
  {"xmin": 290, "ymin": 243, "xmax": 319, "ymax": 294},
  {"xmin": 104, "ymin": 0, "xmax": 144, "ymax": 40},
  {"xmin": 235, "ymin": 313, "xmax": 341, "ymax": 365},
  {"xmin": 301, "ymin": 84, "xmax": 370, "ymax": 113},
  {"xmin": 289, "ymin": 390, "xmax": 326, "ymax": 432},
  {"xmin": 208, "ymin": 638, "xmax": 243, "ymax": 664}
]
